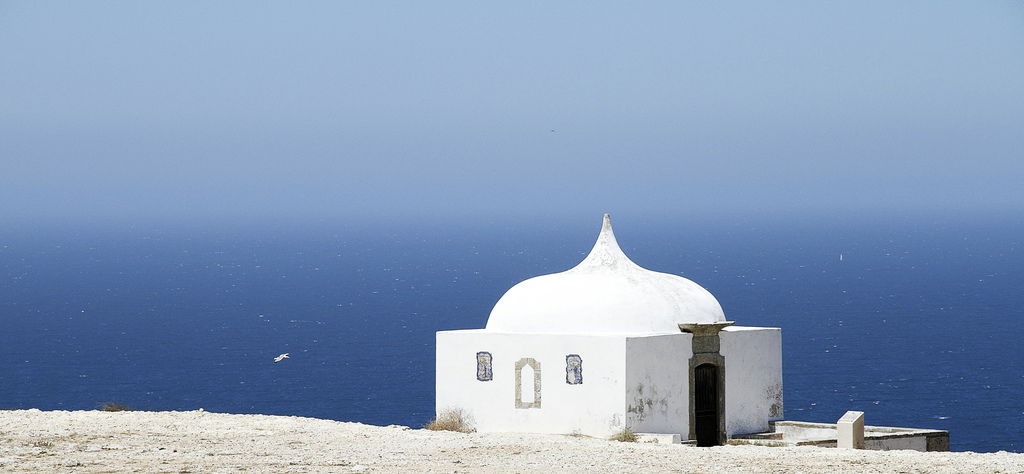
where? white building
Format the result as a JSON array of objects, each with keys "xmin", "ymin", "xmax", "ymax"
[{"xmin": 436, "ymin": 214, "xmax": 783, "ymax": 445}]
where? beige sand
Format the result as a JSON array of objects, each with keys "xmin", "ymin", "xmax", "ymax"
[{"xmin": 0, "ymin": 409, "xmax": 1020, "ymax": 473}]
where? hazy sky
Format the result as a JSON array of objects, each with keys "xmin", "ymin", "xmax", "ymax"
[{"xmin": 2, "ymin": 2, "xmax": 1022, "ymax": 221}]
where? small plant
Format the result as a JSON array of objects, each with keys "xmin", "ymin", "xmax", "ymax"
[
  {"xmin": 424, "ymin": 408, "xmax": 474, "ymax": 433},
  {"xmin": 610, "ymin": 428, "xmax": 638, "ymax": 442},
  {"xmin": 100, "ymin": 402, "xmax": 132, "ymax": 412}
]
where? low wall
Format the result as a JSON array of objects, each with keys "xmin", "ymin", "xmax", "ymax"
[{"xmin": 730, "ymin": 420, "xmax": 949, "ymax": 452}]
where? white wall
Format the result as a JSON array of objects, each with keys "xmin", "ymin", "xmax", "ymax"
[
  {"xmin": 438, "ymin": 325, "xmax": 782, "ymax": 439},
  {"xmin": 774, "ymin": 421, "xmax": 837, "ymax": 440},
  {"xmin": 436, "ymin": 330, "xmax": 627, "ymax": 436},
  {"xmin": 865, "ymin": 436, "xmax": 928, "ymax": 451},
  {"xmin": 624, "ymin": 333, "xmax": 692, "ymax": 435},
  {"xmin": 720, "ymin": 326, "xmax": 783, "ymax": 436}
]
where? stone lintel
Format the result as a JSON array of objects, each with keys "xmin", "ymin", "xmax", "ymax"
[
  {"xmin": 691, "ymin": 335, "xmax": 718, "ymax": 354},
  {"xmin": 677, "ymin": 321, "xmax": 735, "ymax": 336}
]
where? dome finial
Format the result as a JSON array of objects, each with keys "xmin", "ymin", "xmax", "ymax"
[{"xmin": 577, "ymin": 213, "xmax": 634, "ymax": 269}]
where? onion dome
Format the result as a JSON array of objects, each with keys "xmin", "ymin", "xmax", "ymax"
[{"xmin": 485, "ymin": 214, "xmax": 726, "ymax": 334}]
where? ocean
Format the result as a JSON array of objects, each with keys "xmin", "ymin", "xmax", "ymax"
[{"xmin": 1, "ymin": 212, "xmax": 1021, "ymax": 453}]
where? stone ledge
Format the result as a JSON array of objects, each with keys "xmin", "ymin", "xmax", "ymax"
[{"xmin": 635, "ymin": 433, "xmax": 681, "ymax": 444}]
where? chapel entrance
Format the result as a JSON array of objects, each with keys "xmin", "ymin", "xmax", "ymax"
[{"xmin": 694, "ymin": 363, "xmax": 720, "ymax": 446}]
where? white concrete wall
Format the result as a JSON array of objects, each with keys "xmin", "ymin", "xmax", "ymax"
[
  {"xmin": 624, "ymin": 333, "xmax": 692, "ymax": 436},
  {"xmin": 865, "ymin": 435, "xmax": 928, "ymax": 451},
  {"xmin": 436, "ymin": 330, "xmax": 627, "ymax": 436},
  {"xmin": 774, "ymin": 422, "xmax": 837, "ymax": 440},
  {"xmin": 720, "ymin": 326, "xmax": 783, "ymax": 436}
]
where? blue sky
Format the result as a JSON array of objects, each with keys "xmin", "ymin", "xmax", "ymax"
[{"xmin": 1, "ymin": 2, "xmax": 1021, "ymax": 221}]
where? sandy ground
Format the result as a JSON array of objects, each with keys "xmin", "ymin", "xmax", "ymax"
[{"xmin": 0, "ymin": 410, "xmax": 1021, "ymax": 473}]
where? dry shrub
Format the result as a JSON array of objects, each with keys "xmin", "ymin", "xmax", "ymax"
[
  {"xmin": 425, "ymin": 408, "xmax": 474, "ymax": 433},
  {"xmin": 610, "ymin": 428, "xmax": 638, "ymax": 442},
  {"xmin": 100, "ymin": 402, "xmax": 132, "ymax": 412}
]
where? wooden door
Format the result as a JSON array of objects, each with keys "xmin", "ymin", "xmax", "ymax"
[{"xmin": 694, "ymin": 363, "xmax": 719, "ymax": 447}]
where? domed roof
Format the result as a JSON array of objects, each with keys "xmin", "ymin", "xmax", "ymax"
[{"xmin": 485, "ymin": 214, "xmax": 726, "ymax": 334}]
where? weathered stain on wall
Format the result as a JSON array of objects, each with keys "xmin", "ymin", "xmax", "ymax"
[
  {"xmin": 766, "ymin": 383, "xmax": 783, "ymax": 418},
  {"xmin": 626, "ymin": 382, "xmax": 670, "ymax": 424},
  {"xmin": 627, "ymin": 399, "xmax": 652, "ymax": 421}
]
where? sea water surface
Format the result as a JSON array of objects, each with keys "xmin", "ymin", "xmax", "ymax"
[{"xmin": 1, "ymin": 212, "xmax": 1021, "ymax": 453}]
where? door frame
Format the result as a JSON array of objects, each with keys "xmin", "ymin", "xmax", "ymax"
[{"xmin": 688, "ymin": 354, "xmax": 726, "ymax": 445}]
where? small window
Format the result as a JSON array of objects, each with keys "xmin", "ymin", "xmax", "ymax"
[
  {"xmin": 515, "ymin": 358, "xmax": 542, "ymax": 408},
  {"xmin": 476, "ymin": 351, "xmax": 493, "ymax": 381},
  {"xmin": 566, "ymin": 354, "xmax": 583, "ymax": 385}
]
